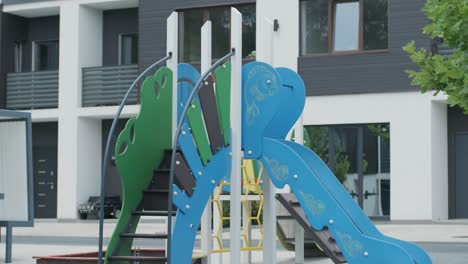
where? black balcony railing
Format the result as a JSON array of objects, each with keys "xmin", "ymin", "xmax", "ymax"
[
  {"xmin": 82, "ymin": 64, "xmax": 139, "ymax": 107},
  {"xmin": 6, "ymin": 70, "xmax": 59, "ymax": 109},
  {"xmin": 437, "ymin": 44, "xmax": 456, "ymax": 57}
]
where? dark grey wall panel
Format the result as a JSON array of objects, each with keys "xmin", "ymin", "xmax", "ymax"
[
  {"xmin": 0, "ymin": 11, "xmax": 28, "ymax": 108},
  {"xmin": 299, "ymin": 0, "xmax": 431, "ymax": 96},
  {"xmin": 139, "ymin": 0, "xmax": 255, "ymax": 70},
  {"xmin": 32, "ymin": 122, "xmax": 58, "ymax": 149},
  {"xmin": 102, "ymin": 119, "xmax": 129, "ymax": 197},
  {"xmin": 448, "ymin": 106, "xmax": 468, "ymax": 219},
  {"xmin": 103, "ymin": 8, "xmax": 138, "ymax": 66},
  {"xmin": 23, "ymin": 16, "xmax": 60, "ymax": 72}
]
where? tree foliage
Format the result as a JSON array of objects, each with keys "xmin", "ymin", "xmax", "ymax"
[{"xmin": 403, "ymin": 0, "xmax": 468, "ymax": 112}]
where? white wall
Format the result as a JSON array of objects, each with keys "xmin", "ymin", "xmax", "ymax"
[
  {"xmin": 57, "ymin": 2, "xmax": 103, "ymax": 219},
  {"xmin": 256, "ymin": 0, "xmax": 299, "ymax": 69},
  {"xmin": 303, "ymin": 91, "xmax": 448, "ymax": 220},
  {"xmin": 76, "ymin": 118, "xmax": 102, "ymax": 206}
]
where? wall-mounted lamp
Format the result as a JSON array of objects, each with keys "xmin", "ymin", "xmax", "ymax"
[{"xmin": 273, "ymin": 19, "xmax": 279, "ymax": 32}]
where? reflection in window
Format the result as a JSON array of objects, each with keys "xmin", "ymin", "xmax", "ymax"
[
  {"xmin": 300, "ymin": 0, "xmax": 388, "ymax": 55},
  {"xmin": 14, "ymin": 41, "xmax": 23, "ymax": 73},
  {"xmin": 178, "ymin": 9, "xmax": 204, "ymax": 63},
  {"xmin": 363, "ymin": 0, "xmax": 388, "ymax": 50},
  {"xmin": 305, "ymin": 123, "xmax": 391, "ymax": 217},
  {"xmin": 120, "ymin": 34, "xmax": 138, "ymax": 65},
  {"xmin": 34, "ymin": 40, "xmax": 59, "ymax": 71},
  {"xmin": 210, "ymin": 7, "xmax": 231, "ymax": 60},
  {"xmin": 333, "ymin": 1, "xmax": 359, "ymax": 51},
  {"xmin": 178, "ymin": 4, "xmax": 256, "ymax": 62},
  {"xmin": 238, "ymin": 5, "xmax": 256, "ymax": 59},
  {"xmin": 300, "ymin": 0, "xmax": 329, "ymax": 54}
]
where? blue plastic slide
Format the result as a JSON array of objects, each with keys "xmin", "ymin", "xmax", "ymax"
[{"xmin": 241, "ymin": 61, "xmax": 432, "ymax": 264}]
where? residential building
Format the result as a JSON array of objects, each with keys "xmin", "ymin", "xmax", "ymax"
[{"xmin": 0, "ymin": 0, "xmax": 465, "ymax": 221}]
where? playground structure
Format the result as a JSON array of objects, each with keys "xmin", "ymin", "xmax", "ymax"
[{"xmin": 95, "ymin": 7, "xmax": 433, "ymax": 264}]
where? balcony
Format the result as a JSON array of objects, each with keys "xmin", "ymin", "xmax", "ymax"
[
  {"xmin": 82, "ymin": 65, "xmax": 139, "ymax": 107},
  {"xmin": 437, "ymin": 44, "xmax": 455, "ymax": 57},
  {"xmin": 6, "ymin": 71, "xmax": 59, "ymax": 109}
]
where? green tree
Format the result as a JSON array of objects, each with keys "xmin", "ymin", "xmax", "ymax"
[{"xmin": 403, "ymin": 0, "xmax": 468, "ymax": 112}]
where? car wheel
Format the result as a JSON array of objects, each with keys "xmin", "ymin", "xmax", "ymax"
[
  {"xmin": 79, "ymin": 213, "xmax": 88, "ymax": 220},
  {"xmin": 114, "ymin": 209, "xmax": 121, "ymax": 219}
]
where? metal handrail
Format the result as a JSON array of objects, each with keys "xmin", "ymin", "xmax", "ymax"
[
  {"xmin": 167, "ymin": 49, "xmax": 235, "ymax": 264},
  {"xmin": 97, "ymin": 53, "xmax": 172, "ymax": 264}
]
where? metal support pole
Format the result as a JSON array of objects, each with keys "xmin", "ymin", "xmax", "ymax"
[
  {"xmin": 229, "ymin": 7, "xmax": 243, "ymax": 264},
  {"xmin": 294, "ymin": 222, "xmax": 304, "ymax": 264},
  {"xmin": 5, "ymin": 225, "xmax": 12, "ymax": 263},
  {"xmin": 357, "ymin": 127, "xmax": 364, "ymax": 208},
  {"xmin": 242, "ymin": 200, "xmax": 252, "ymax": 263},
  {"xmin": 213, "ymin": 186, "xmax": 223, "ymax": 264},
  {"xmin": 201, "ymin": 20, "xmax": 213, "ymax": 264},
  {"xmin": 328, "ymin": 128, "xmax": 335, "ymax": 171}
]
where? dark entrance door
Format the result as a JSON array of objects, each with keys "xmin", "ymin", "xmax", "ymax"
[
  {"xmin": 454, "ymin": 133, "xmax": 468, "ymax": 218},
  {"xmin": 33, "ymin": 147, "xmax": 57, "ymax": 218}
]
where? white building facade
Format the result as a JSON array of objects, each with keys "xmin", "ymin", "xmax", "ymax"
[{"xmin": 0, "ymin": 0, "xmax": 465, "ymax": 221}]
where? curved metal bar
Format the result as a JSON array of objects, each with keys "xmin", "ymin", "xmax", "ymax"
[
  {"xmin": 98, "ymin": 53, "xmax": 172, "ymax": 264},
  {"xmin": 167, "ymin": 49, "xmax": 235, "ymax": 264}
]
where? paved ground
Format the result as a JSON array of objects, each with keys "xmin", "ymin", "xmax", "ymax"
[{"xmin": 1, "ymin": 219, "xmax": 468, "ymax": 263}]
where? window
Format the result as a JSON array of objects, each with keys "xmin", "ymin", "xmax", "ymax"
[
  {"xmin": 33, "ymin": 40, "xmax": 59, "ymax": 71},
  {"xmin": 119, "ymin": 34, "xmax": 138, "ymax": 65},
  {"xmin": 178, "ymin": 4, "xmax": 256, "ymax": 63},
  {"xmin": 305, "ymin": 123, "xmax": 391, "ymax": 217},
  {"xmin": 363, "ymin": 0, "xmax": 388, "ymax": 50},
  {"xmin": 300, "ymin": 0, "xmax": 388, "ymax": 55},
  {"xmin": 14, "ymin": 41, "xmax": 23, "ymax": 73},
  {"xmin": 333, "ymin": 1, "xmax": 359, "ymax": 51}
]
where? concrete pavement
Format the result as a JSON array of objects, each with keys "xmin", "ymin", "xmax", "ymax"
[{"xmin": 1, "ymin": 219, "xmax": 468, "ymax": 263}]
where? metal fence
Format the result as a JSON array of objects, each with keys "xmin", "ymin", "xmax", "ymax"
[
  {"xmin": 6, "ymin": 71, "xmax": 59, "ymax": 109},
  {"xmin": 82, "ymin": 64, "xmax": 139, "ymax": 107}
]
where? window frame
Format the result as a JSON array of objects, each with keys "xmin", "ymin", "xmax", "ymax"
[
  {"xmin": 300, "ymin": 0, "xmax": 389, "ymax": 57},
  {"xmin": 177, "ymin": 3, "xmax": 256, "ymax": 63},
  {"xmin": 118, "ymin": 33, "xmax": 139, "ymax": 65},
  {"xmin": 32, "ymin": 39, "xmax": 60, "ymax": 72},
  {"xmin": 14, "ymin": 41, "xmax": 23, "ymax": 73}
]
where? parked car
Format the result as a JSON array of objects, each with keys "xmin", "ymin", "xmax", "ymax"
[{"xmin": 78, "ymin": 196, "xmax": 122, "ymax": 219}]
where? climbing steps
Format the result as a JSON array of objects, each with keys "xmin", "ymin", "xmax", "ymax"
[
  {"xmin": 107, "ymin": 150, "xmax": 173, "ymax": 263},
  {"xmin": 276, "ymin": 193, "xmax": 346, "ymax": 263},
  {"xmin": 105, "ymin": 66, "xmax": 174, "ymax": 264},
  {"xmin": 104, "ymin": 61, "xmax": 233, "ymax": 263}
]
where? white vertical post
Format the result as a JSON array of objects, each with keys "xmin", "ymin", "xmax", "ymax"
[
  {"xmin": 167, "ymin": 12, "xmax": 178, "ymax": 143},
  {"xmin": 201, "ymin": 21, "xmax": 213, "ymax": 264},
  {"xmin": 166, "ymin": 12, "xmax": 178, "ymax": 259},
  {"xmin": 230, "ymin": 7, "xmax": 242, "ymax": 264},
  {"xmin": 258, "ymin": 18, "xmax": 277, "ymax": 264},
  {"xmin": 294, "ymin": 117, "xmax": 304, "ymax": 263}
]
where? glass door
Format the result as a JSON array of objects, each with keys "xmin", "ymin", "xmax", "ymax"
[{"xmin": 306, "ymin": 123, "xmax": 391, "ymax": 219}]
